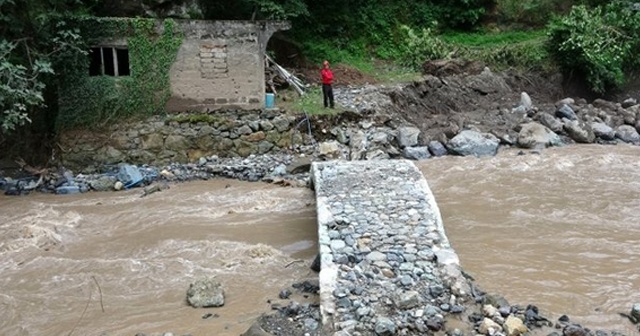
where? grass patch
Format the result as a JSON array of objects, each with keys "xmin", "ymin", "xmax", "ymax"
[
  {"xmin": 367, "ymin": 61, "xmax": 422, "ymax": 83},
  {"xmin": 343, "ymin": 57, "xmax": 422, "ymax": 83},
  {"xmin": 166, "ymin": 113, "xmax": 226, "ymax": 124},
  {"xmin": 288, "ymin": 87, "xmax": 343, "ymax": 116},
  {"xmin": 441, "ymin": 29, "xmax": 547, "ymax": 47}
]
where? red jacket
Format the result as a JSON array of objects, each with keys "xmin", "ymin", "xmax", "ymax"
[{"xmin": 321, "ymin": 68, "xmax": 334, "ymax": 85}]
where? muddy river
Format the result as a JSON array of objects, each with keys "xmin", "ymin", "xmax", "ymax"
[{"xmin": 1, "ymin": 144, "xmax": 639, "ymax": 335}]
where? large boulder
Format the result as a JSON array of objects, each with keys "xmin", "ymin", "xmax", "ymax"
[
  {"xmin": 427, "ymin": 140, "xmax": 448, "ymax": 156},
  {"xmin": 287, "ymin": 157, "xmax": 312, "ymax": 174},
  {"xmin": 504, "ymin": 316, "xmax": 528, "ymax": 336},
  {"xmin": 537, "ymin": 112, "xmax": 564, "ymax": 133},
  {"xmin": 403, "ymin": 146, "xmax": 431, "ymax": 160},
  {"xmin": 622, "ymin": 97, "xmax": 638, "ymax": 109},
  {"xmin": 89, "ymin": 175, "xmax": 118, "ymax": 192},
  {"xmin": 511, "ymin": 92, "xmax": 533, "ymax": 113},
  {"xmin": 563, "ymin": 324, "xmax": 589, "ymax": 336},
  {"xmin": 186, "ymin": 278, "xmax": 225, "ymax": 308},
  {"xmin": 563, "ymin": 120, "xmax": 595, "ymax": 143},
  {"xmin": 349, "ymin": 130, "xmax": 367, "ymax": 160},
  {"xmin": 479, "ymin": 318, "xmax": 503, "ymax": 334},
  {"xmin": 397, "ymin": 127, "xmax": 420, "ymax": 148},
  {"xmin": 319, "ymin": 141, "xmax": 342, "ymax": 158},
  {"xmin": 517, "ymin": 122, "xmax": 562, "ymax": 149},
  {"xmin": 448, "ymin": 130, "xmax": 499, "ymax": 157},
  {"xmin": 593, "ymin": 98, "xmax": 618, "ymax": 112},
  {"xmin": 591, "ymin": 122, "xmax": 615, "ymax": 140},
  {"xmin": 556, "ymin": 104, "xmax": 578, "ymax": 121},
  {"xmin": 615, "ymin": 125, "xmax": 640, "ymax": 143}
]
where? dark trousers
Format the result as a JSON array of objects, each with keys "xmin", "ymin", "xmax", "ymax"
[{"xmin": 322, "ymin": 84, "xmax": 334, "ymax": 108}]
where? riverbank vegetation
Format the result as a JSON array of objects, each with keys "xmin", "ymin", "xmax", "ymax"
[{"xmin": 1, "ymin": 0, "xmax": 640, "ymax": 157}]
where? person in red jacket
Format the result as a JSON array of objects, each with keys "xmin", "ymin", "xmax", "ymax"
[{"xmin": 320, "ymin": 60, "xmax": 335, "ymax": 108}]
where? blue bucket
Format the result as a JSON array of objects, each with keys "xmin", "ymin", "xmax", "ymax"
[{"xmin": 265, "ymin": 93, "xmax": 275, "ymax": 109}]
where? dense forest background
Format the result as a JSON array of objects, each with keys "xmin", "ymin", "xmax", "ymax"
[{"xmin": 1, "ymin": 0, "xmax": 639, "ymax": 161}]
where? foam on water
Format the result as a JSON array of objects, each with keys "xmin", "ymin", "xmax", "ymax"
[{"xmin": 0, "ymin": 203, "xmax": 82, "ymax": 254}]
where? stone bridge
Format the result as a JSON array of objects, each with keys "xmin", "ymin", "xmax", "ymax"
[{"xmin": 310, "ymin": 160, "xmax": 473, "ymax": 335}]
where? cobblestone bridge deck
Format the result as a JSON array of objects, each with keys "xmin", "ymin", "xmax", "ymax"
[{"xmin": 311, "ymin": 160, "xmax": 473, "ymax": 335}]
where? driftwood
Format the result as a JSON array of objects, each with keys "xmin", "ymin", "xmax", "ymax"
[
  {"xmin": 14, "ymin": 158, "xmax": 49, "ymax": 191},
  {"xmin": 284, "ymin": 259, "xmax": 304, "ymax": 268},
  {"xmin": 15, "ymin": 158, "xmax": 48, "ymax": 176}
]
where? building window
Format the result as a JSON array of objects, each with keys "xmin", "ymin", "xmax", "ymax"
[{"xmin": 89, "ymin": 47, "xmax": 130, "ymax": 76}]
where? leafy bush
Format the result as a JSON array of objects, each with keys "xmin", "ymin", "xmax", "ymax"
[
  {"xmin": 547, "ymin": 2, "xmax": 640, "ymax": 93},
  {"xmin": 397, "ymin": 25, "xmax": 452, "ymax": 70}
]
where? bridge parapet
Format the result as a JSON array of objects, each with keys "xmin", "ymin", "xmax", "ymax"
[{"xmin": 311, "ymin": 160, "xmax": 473, "ymax": 334}]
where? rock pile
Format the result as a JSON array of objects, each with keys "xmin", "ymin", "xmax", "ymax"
[
  {"xmin": 321, "ymin": 69, "xmax": 640, "ymax": 161},
  {"xmin": 1, "ymin": 154, "xmax": 309, "ymax": 196}
]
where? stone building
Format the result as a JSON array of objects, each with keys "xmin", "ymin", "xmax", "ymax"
[
  {"xmin": 58, "ymin": 18, "xmax": 290, "ymax": 126},
  {"xmin": 166, "ymin": 20, "xmax": 290, "ymax": 111}
]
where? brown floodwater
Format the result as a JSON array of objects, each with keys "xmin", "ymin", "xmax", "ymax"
[
  {"xmin": 0, "ymin": 181, "xmax": 318, "ymax": 336},
  {"xmin": 420, "ymin": 144, "xmax": 640, "ymax": 334},
  {"xmin": 1, "ymin": 144, "xmax": 640, "ymax": 335}
]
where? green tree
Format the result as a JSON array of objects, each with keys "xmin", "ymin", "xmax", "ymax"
[
  {"xmin": 0, "ymin": 41, "xmax": 54, "ymax": 132},
  {"xmin": 547, "ymin": 1, "xmax": 640, "ymax": 93},
  {"xmin": 0, "ymin": 0, "xmax": 92, "ymax": 134},
  {"xmin": 0, "ymin": 0, "xmax": 93, "ymax": 165}
]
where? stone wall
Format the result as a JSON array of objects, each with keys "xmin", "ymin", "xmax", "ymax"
[
  {"xmin": 167, "ymin": 20, "xmax": 290, "ymax": 112},
  {"xmin": 58, "ymin": 111, "xmax": 307, "ymax": 171}
]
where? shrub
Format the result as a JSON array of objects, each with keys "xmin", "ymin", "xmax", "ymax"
[{"xmin": 397, "ymin": 25, "xmax": 451, "ymax": 70}]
